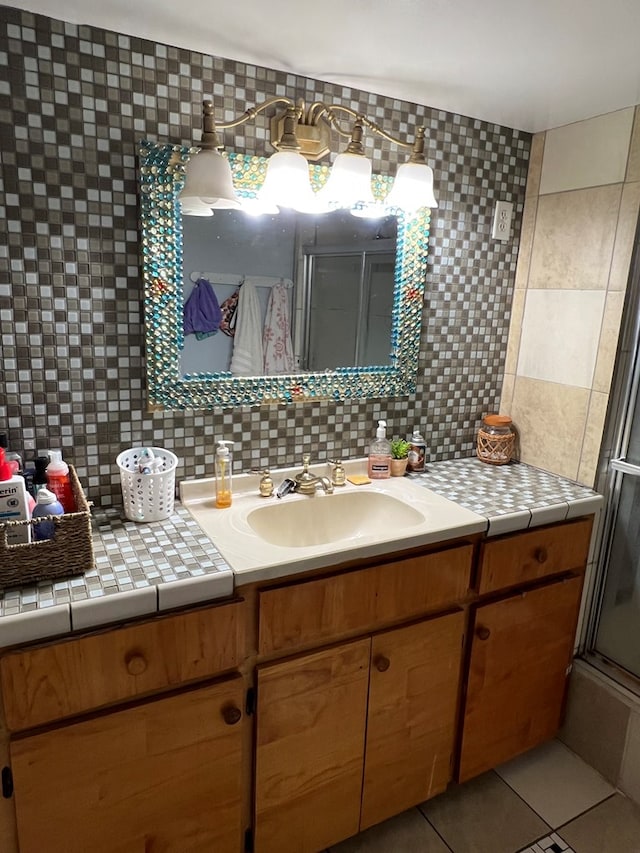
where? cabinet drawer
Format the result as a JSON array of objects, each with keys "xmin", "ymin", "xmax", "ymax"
[
  {"xmin": 0, "ymin": 599, "xmax": 246, "ymax": 732},
  {"xmin": 478, "ymin": 517, "xmax": 593, "ymax": 595},
  {"xmin": 258, "ymin": 543, "xmax": 473, "ymax": 655}
]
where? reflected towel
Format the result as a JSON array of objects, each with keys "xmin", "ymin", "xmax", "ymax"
[
  {"xmin": 263, "ymin": 282, "xmax": 296, "ymax": 375},
  {"xmin": 230, "ymin": 280, "xmax": 264, "ymax": 376},
  {"xmin": 183, "ymin": 277, "xmax": 222, "ymax": 339}
]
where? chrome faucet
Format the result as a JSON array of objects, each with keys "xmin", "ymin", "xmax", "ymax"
[{"xmin": 277, "ymin": 453, "xmax": 334, "ymax": 497}]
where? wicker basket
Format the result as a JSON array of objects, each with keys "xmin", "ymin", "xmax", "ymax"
[
  {"xmin": 477, "ymin": 415, "xmax": 516, "ymax": 466},
  {"xmin": 0, "ymin": 465, "xmax": 94, "ymax": 591}
]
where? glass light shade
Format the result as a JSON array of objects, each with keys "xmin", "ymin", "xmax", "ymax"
[
  {"xmin": 317, "ymin": 152, "xmax": 376, "ymax": 209},
  {"xmin": 181, "ymin": 206, "xmax": 214, "ymax": 218},
  {"xmin": 258, "ymin": 150, "xmax": 319, "ymax": 213},
  {"xmin": 385, "ymin": 162, "xmax": 438, "ymax": 211},
  {"xmin": 179, "ymin": 196, "xmax": 215, "ymax": 217},
  {"xmin": 178, "ymin": 148, "xmax": 241, "ymax": 209}
]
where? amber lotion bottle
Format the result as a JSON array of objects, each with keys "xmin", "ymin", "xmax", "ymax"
[{"xmin": 215, "ymin": 440, "xmax": 234, "ymax": 508}]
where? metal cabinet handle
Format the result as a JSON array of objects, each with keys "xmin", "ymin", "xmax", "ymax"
[
  {"xmin": 476, "ymin": 625, "xmax": 491, "ymax": 641},
  {"xmin": 125, "ymin": 652, "xmax": 148, "ymax": 676},
  {"xmin": 374, "ymin": 655, "xmax": 391, "ymax": 672},
  {"xmin": 222, "ymin": 705, "xmax": 242, "ymax": 726}
]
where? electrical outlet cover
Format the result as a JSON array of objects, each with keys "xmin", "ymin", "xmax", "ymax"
[{"xmin": 492, "ymin": 200, "xmax": 514, "ymax": 241}]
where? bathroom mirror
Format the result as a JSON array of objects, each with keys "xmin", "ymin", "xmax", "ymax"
[{"xmin": 138, "ymin": 141, "xmax": 431, "ymax": 409}]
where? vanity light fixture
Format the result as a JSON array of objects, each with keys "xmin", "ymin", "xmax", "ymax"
[
  {"xmin": 257, "ymin": 105, "xmax": 322, "ymax": 213},
  {"xmin": 177, "ymin": 100, "xmax": 241, "ymax": 211},
  {"xmin": 315, "ymin": 120, "xmax": 379, "ymax": 214},
  {"xmin": 180, "ymin": 98, "xmax": 438, "ymax": 216}
]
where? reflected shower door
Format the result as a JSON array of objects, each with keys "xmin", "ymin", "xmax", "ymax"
[{"xmin": 303, "ymin": 250, "xmax": 395, "ymax": 371}]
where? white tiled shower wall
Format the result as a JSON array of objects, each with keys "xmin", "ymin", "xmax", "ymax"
[
  {"xmin": 501, "ymin": 105, "xmax": 640, "ymax": 487},
  {"xmin": 502, "ymin": 106, "xmax": 640, "ymax": 811}
]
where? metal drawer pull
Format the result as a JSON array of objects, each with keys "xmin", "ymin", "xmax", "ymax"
[
  {"xmin": 124, "ymin": 652, "xmax": 148, "ymax": 676},
  {"xmin": 374, "ymin": 655, "xmax": 391, "ymax": 672},
  {"xmin": 222, "ymin": 705, "xmax": 242, "ymax": 726}
]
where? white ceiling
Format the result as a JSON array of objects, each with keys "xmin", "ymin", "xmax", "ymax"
[{"xmin": 8, "ymin": 0, "xmax": 640, "ymax": 131}]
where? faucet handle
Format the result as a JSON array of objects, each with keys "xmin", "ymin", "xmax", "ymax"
[
  {"xmin": 250, "ymin": 468, "xmax": 275, "ymax": 497},
  {"xmin": 302, "ymin": 453, "xmax": 311, "ymax": 470},
  {"xmin": 259, "ymin": 469, "xmax": 274, "ymax": 498},
  {"xmin": 328, "ymin": 458, "xmax": 346, "ymax": 487}
]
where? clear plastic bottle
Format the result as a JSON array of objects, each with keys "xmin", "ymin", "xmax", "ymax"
[
  {"xmin": 46, "ymin": 449, "xmax": 76, "ymax": 513},
  {"xmin": 215, "ymin": 440, "xmax": 234, "ymax": 508},
  {"xmin": 367, "ymin": 420, "xmax": 391, "ymax": 480}
]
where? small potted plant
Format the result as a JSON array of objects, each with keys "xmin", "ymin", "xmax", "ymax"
[{"xmin": 390, "ymin": 438, "xmax": 411, "ymax": 476}]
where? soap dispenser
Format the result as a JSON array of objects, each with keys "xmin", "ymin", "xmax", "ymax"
[
  {"xmin": 367, "ymin": 420, "xmax": 391, "ymax": 480},
  {"xmin": 215, "ymin": 440, "xmax": 235, "ymax": 509}
]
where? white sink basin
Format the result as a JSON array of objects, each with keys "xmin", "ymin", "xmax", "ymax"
[
  {"xmin": 247, "ymin": 489, "xmax": 424, "ymax": 548},
  {"xmin": 180, "ymin": 463, "xmax": 487, "ymax": 584}
]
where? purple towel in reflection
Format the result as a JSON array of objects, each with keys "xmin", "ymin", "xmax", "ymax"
[{"xmin": 183, "ymin": 278, "xmax": 223, "ymax": 339}]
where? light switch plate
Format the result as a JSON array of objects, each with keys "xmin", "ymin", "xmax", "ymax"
[{"xmin": 492, "ymin": 200, "xmax": 513, "ymax": 241}]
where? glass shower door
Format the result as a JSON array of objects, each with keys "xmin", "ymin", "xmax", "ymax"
[
  {"xmin": 593, "ymin": 394, "xmax": 640, "ymax": 679},
  {"xmin": 590, "ymin": 235, "xmax": 640, "ymax": 681}
]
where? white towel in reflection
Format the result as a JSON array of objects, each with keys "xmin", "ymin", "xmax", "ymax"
[
  {"xmin": 229, "ymin": 280, "xmax": 264, "ymax": 376},
  {"xmin": 263, "ymin": 281, "xmax": 296, "ymax": 375}
]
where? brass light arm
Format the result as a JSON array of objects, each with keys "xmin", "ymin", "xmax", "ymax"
[
  {"xmin": 215, "ymin": 96, "xmax": 298, "ymax": 130},
  {"xmin": 193, "ymin": 96, "xmax": 428, "ymax": 164},
  {"xmin": 307, "ymin": 101, "xmax": 416, "ymax": 149}
]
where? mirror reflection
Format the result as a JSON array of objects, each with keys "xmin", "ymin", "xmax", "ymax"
[
  {"xmin": 181, "ymin": 210, "xmax": 397, "ymax": 376},
  {"xmin": 138, "ymin": 142, "xmax": 431, "ymax": 410}
]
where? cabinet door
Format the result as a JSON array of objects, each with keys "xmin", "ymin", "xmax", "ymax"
[
  {"xmin": 361, "ymin": 611, "xmax": 465, "ymax": 830},
  {"xmin": 459, "ymin": 574, "xmax": 584, "ymax": 782},
  {"xmin": 10, "ymin": 677, "xmax": 244, "ymax": 853},
  {"xmin": 254, "ymin": 638, "xmax": 370, "ymax": 853}
]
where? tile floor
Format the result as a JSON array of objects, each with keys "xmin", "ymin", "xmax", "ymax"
[{"xmin": 329, "ymin": 740, "xmax": 640, "ymax": 852}]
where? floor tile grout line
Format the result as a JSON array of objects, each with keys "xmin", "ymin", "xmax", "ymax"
[
  {"xmin": 415, "ymin": 803, "xmax": 457, "ymax": 853},
  {"xmin": 553, "ymin": 789, "xmax": 619, "ymax": 833}
]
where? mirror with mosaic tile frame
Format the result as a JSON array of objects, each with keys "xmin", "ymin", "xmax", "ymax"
[{"xmin": 138, "ymin": 141, "xmax": 431, "ymax": 409}]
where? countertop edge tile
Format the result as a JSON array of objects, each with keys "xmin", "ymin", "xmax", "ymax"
[
  {"xmin": 70, "ymin": 585, "xmax": 158, "ymax": 632},
  {"xmin": 157, "ymin": 571, "xmax": 234, "ymax": 612},
  {"xmin": 487, "ymin": 509, "xmax": 532, "ymax": 537},
  {"xmin": 565, "ymin": 494, "xmax": 604, "ymax": 519},
  {"xmin": 0, "ymin": 604, "xmax": 71, "ymax": 649},
  {"xmin": 529, "ymin": 502, "xmax": 570, "ymax": 527}
]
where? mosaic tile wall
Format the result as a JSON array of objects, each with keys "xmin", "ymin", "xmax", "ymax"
[{"xmin": 0, "ymin": 6, "xmax": 531, "ymax": 507}]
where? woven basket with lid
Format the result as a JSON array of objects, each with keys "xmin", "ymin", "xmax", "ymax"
[{"xmin": 477, "ymin": 414, "xmax": 515, "ymax": 465}]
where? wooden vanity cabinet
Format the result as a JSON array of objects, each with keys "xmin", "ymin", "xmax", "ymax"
[
  {"xmin": 0, "ymin": 515, "xmax": 597, "ymax": 853},
  {"xmin": 254, "ymin": 610, "xmax": 466, "ymax": 853},
  {"xmin": 0, "ymin": 601, "xmax": 249, "ymax": 853},
  {"xmin": 458, "ymin": 517, "xmax": 593, "ymax": 782},
  {"xmin": 9, "ymin": 676, "xmax": 245, "ymax": 853}
]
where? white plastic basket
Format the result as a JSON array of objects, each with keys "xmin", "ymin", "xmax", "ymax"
[{"xmin": 116, "ymin": 447, "xmax": 179, "ymax": 522}]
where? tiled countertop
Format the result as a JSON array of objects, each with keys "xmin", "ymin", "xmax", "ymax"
[
  {"xmin": 0, "ymin": 505, "xmax": 233, "ymax": 647},
  {"xmin": 413, "ymin": 458, "xmax": 602, "ymax": 536},
  {"xmin": 0, "ymin": 458, "xmax": 602, "ymax": 648}
]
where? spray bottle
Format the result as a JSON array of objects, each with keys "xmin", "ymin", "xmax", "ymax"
[{"xmin": 215, "ymin": 440, "xmax": 235, "ymax": 509}]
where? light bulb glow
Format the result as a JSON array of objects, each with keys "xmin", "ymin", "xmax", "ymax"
[
  {"xmin": 385, "ymin": 162, "xmax": 438, "ymax": 212},
  {"xmin": 258, "ymin": 150, "xmax": 319, "ymax": 213}
]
